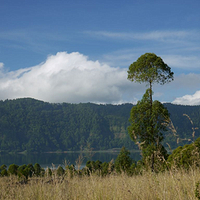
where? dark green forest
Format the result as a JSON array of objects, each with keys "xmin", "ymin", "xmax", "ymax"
[{"xmin": 0, "ymin": 98, "xmax": 199, "ymax": 153}]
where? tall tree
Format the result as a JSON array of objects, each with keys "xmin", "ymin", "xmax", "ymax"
[
  {"xmin": 127, "ymin": 53, "xmax": 174, "ymax": 171},
  {"xmin": 127, "ymin": 53, "xmax": 174, "ymax": 107}
]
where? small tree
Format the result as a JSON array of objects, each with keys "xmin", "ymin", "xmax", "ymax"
[
  {"xmin": 57, "ymin": 166, "xmax": 65, "ymax": 176},
  {"xmin": 34, "ymin": 163, "xmax": 41, "ymax": 176},
  {"xmin": 114, "ymin": 147, "xmax": 133, "ymax": 174},
  {"xmin": 26, "ymin": 164, "xmax": 35, "ymax": 177},
  {"xmin": 8, "ymin": 164, "xmax": 19, "ymax": 176},
  {"xmin": 18, "ymin": 164, "xmax": 28, "ymax": 179},
  {"xmin": 0, "ymin": 164, "xmax": 8, "ymax": 177}
]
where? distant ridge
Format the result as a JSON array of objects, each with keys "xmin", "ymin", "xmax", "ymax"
[{"xmin": 0, "ymin": 98, "xmax": 199, "ymax": 153}]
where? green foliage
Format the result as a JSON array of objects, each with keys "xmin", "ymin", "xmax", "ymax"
[
  {"xmin": 8, "ymin": 164, "xmax": 19, "ymax": 175},
  {"xmin": 101, "ymin": 162, "xmax": 109, "ymax": 176},
  {"xmin": 128, "ymin": 89, "xmax": 170, "ymax": 148},
  {"xmin": 0, "ymin": 98, "xmax": 135, "ymax": 152},
  {"xmin": 114, "ymin": 147, "xmax": 133, "ymax": 174},
  {"xmin": 57, "ymin": 166, "xmax": 65, "ymax": 176},
  {"xmin": 167, "ymin": 137, "xmax": 200, "ymax": 169},
  {"xmin": 0, "ymin": 165, "xmax": 8, "ymax": 176},
  {"xmin": 84, "ymin": 160, "xmax": 115, "ymax": 176},
  {"xmin": 127, "ymin": 53, "xmax": 173, "ymax": 171},
  {"xmin": 26, "ymin": 164, "xmax": 35, "ymax": 177},
  {"xmin": 34, "ymin": 163, "xmax": 42, "ymax": 176},
  {"xmin": 128, "ymin": 89, "xmax": 169, "ymax": 172},
  {"xmin": 85, "ymin": 160, "xmax": 102, "ymax": 174},
  {"xmin": 0, "ymin": 98, "xmax": 199, "ymax": 152},
  {"xmin": 0, "ymin": 164, "xmax": 7, "ymax": 171},
  {"xmin": 0, "ymin": 169, "xmax": 8, "ymax": 176},
  {"xmin": 17, "ymin": 164, "xmax": 30, "ymax": 180},
  {"xmin": 127, "ymin": 53, "xmax": 174, "ymax": 86}
]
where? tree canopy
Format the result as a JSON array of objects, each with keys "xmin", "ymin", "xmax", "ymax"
[
  {"xmin": 127, "ymin": 53, "xmax": 174, "ymax": 88},
  {"xmin": 0, "ymin": 98, "xmax": 199, "ymax": 153}
]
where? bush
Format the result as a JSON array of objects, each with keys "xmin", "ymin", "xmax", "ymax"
[
  {"xmin": 114, "ymin": 147, "xmax": 133, "ymax": 174},
  {"xmin": 34, "ymin": 163, "xmax": 41, "ymax": 176},
  {"xmin": 1, "ymin": 169, "xmax": 8, "ymax": 176},
  {"xmin": 8, "ymin": 164, "xmax": 19, "ymax": 175},
  {"xmin": 18, "ymin": 164, "xmax": 29, "ymax": 179},
  {"xmin": 57, "ymin": 166, "xmax": 65, "ymax": 176},
  {"xmin": 167, "ymin": 138, "xmax": 200, "ymax": 169}
]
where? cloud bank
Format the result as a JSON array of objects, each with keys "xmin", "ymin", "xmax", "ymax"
[
  {"xmin": 0, "ymin": 51, "xmax": 200, "ymax": 105},
  {"xmin": 172, "ymin": 91, "xmax": 200, "ymax": 105},
  {"xmin": 0, "ymin": 52, "xmax": 137, "ymax": 104}
]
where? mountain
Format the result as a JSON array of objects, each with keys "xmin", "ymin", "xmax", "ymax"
[{"xmin": 0, "ymin": 98, "xmax": 199, "ymax": 153}]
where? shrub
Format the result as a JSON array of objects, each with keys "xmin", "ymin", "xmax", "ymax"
[
  {"xmin": 34, "ymin": 163, "xmax": 41, "ymax": 176},
  {"xmin": 8, "ymin": 164, "xmax": 19, "ymax": 175},
  {"xmin": 167, "ymin": 137, "xmax": 200, "ymax": 169},
  {"xmin": 114, "ymin": 147, "xmax": 133, "ymax": 174},
  {"xmin": 57, "ymin": 166, "xmax": 65, "ymax": 176}
]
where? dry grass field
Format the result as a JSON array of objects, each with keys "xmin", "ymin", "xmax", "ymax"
[{"xmin": 0, "ymin": 168, "xmax": 200, "ymax": 200}]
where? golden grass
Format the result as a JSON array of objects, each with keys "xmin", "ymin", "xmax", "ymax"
[{"xmin": 0, "ymin": 168, "xmax": 200, "ymax": 200}]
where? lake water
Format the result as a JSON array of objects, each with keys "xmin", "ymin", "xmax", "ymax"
[{"xmin": 0, "ymin": 151, "xmax": 141, "ymax": 169}]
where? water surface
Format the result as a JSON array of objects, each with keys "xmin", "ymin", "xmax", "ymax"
[{"xmin": 0, "ymin": 151, "xmax": 141, "ymax": 169}]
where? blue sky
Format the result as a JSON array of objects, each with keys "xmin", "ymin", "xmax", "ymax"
[{"xmin": 0, "ymin": 0, "xmax": 200, "ymax": 105}]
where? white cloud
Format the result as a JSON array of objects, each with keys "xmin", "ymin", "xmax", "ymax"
[
  {"xmin": 172, "ymin": 91, "xmax": 200, "ymax": 105},
  {"xmin": 153, "ymin": 73, "xmax": 200, "ymax": 105},
  {"xmin": 1, "ymin": 51, "xmax": 200, "ymax": 105},
  {"xmin": 85, "ymin": 30, "xmax": 199, "ymax": 42},
  {"xmin": 0, "ymin": 52, "xmax": 141, "ymax": 103}
]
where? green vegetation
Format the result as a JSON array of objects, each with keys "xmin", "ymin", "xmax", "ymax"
[
  {"xmin": 128, "ymin": 89, "xmax": 170, "ymax": 170},
  {"xmin": 2, "ymin": 139, "xmax": 200, "ymax": 178},
  {"xmin": 1, "ymin": 142, "xmax": 200, "ymax": 199},
  {"xmin": 168, "ymin": 137, "xmax": 200, "ymax": 169},
  {"xmin": 0, "ymin": 53, "xmax": 199, "ymax": 199},
  {"xmin": 128, "ymin": 53, "xmax": 173, "ymax": 171},
  {"xmin": 0, "ymin": 98, "xmax": 200, "ymax": 153},
  {"xmin": 0, "ymin": 98, "xmax": 134, "ymax": 152},
  {"xmin": 114, "ymin": 146, "xmax": 134, "ymax": 174}
]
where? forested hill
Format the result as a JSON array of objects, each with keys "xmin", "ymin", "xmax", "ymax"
[{"xmin": 0, "ymin": 98, "xmax": 199, "ymax": 153}]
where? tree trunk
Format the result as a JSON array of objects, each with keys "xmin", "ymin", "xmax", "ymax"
[{"xmin": 149, "ymin": 81, "xmax": 154, "ymax": 172}]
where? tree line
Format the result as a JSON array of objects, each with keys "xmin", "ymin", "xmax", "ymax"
[
  {"xmin": 0, "ymin": 98, "xmax": 199, "ymax": 153},
  {"xmin": 1, "ymin": 139, "xmax": 200, "ymax": 182}
]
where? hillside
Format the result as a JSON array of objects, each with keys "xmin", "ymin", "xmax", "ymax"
[{"xmin": 0, "ymin": 98, "xmax": 199, "ymax": 152}]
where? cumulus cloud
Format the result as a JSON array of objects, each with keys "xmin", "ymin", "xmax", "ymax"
[
  {"xmin": 2, "ymin": 51, "xmax": 199, "ymax": 105},
  {"xmin": 156, "ymin": 73, "xmax": 200, "ymax": 105},
  {"xmin": 0, "ymin": 52, "xmax": 140, "ymax": 104},
  {"xmin": 172, "ymin": 91, "xmax": 200, "ymax": 105}
]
